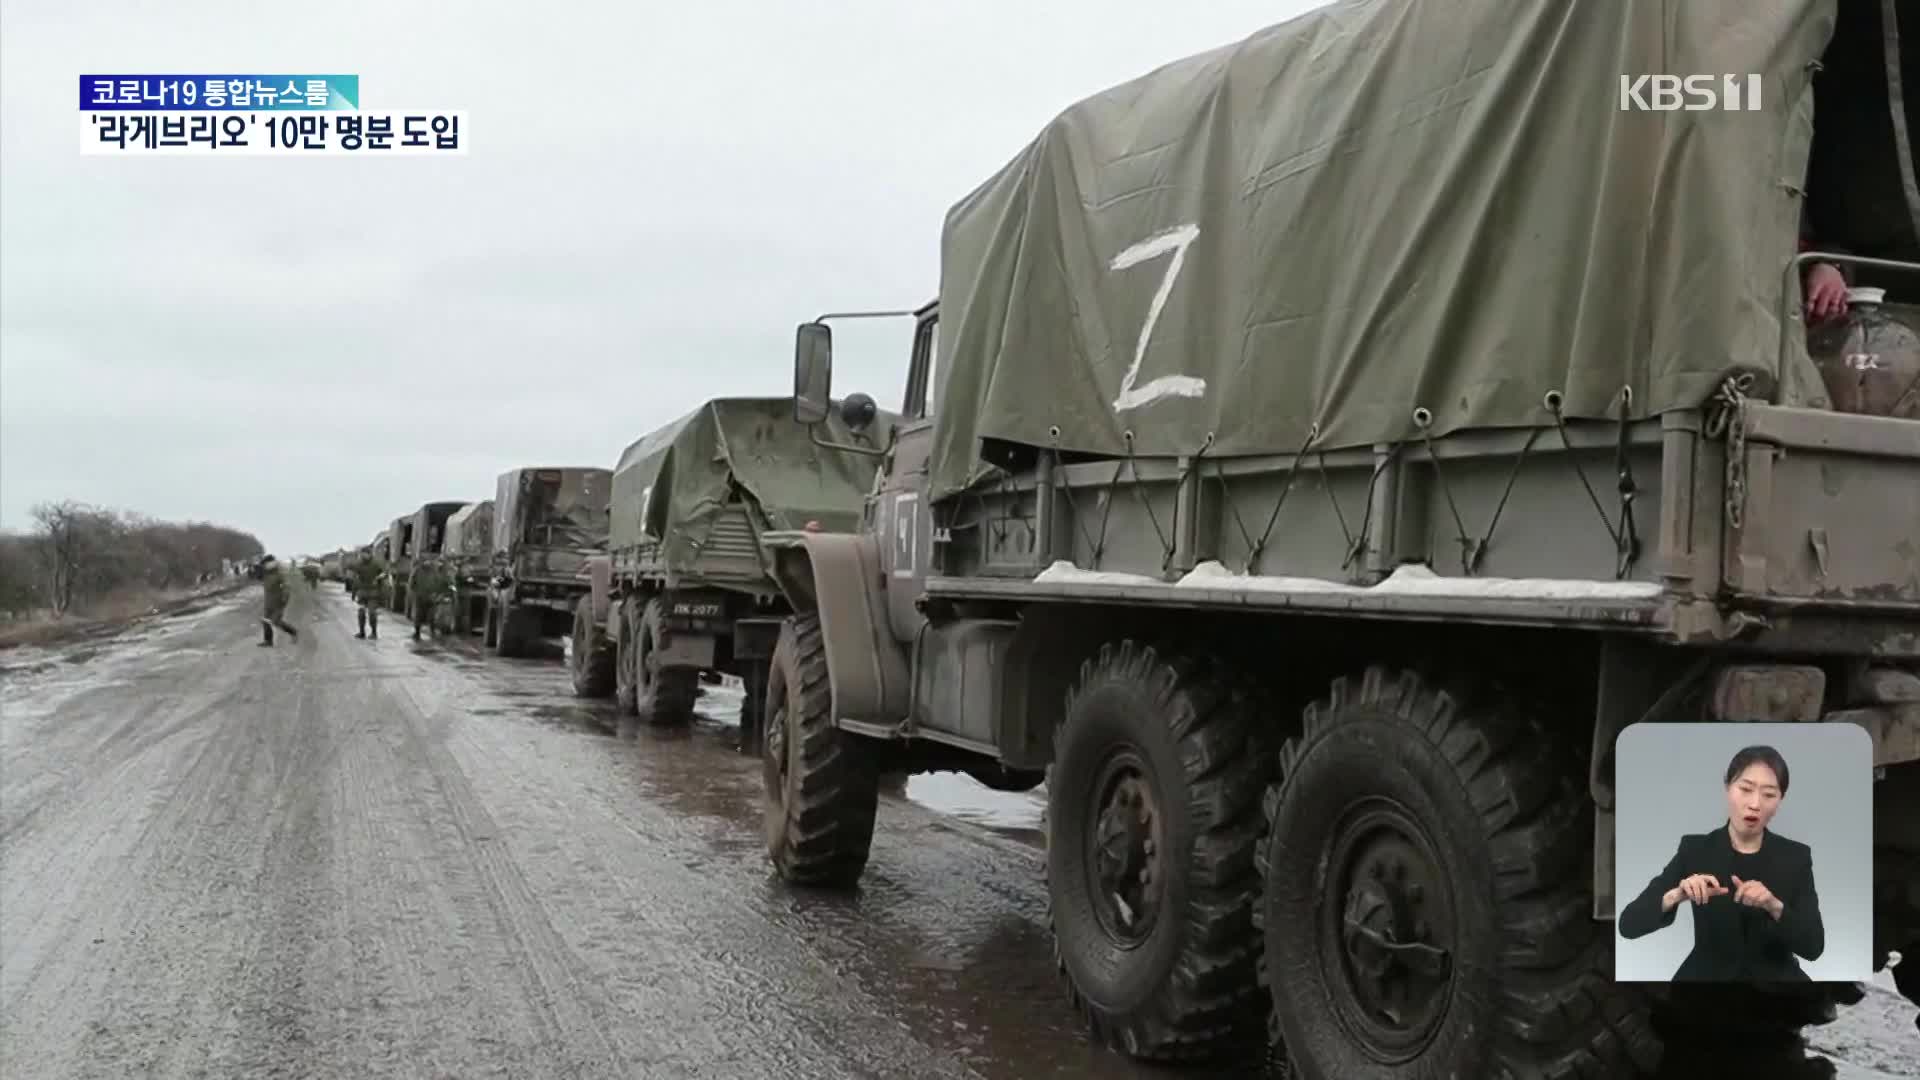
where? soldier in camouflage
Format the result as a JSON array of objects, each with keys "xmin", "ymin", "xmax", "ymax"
[
  {"xmin": 410, "ymin": 558, "xmax": 454, "ymax": 642},
  {"xmin": 351, "ymin": 556, "xmax": 388, "ymax": 640},
  {"xmin": 258, "ymin": 555, "xmax": 300, "ymax": 647}
]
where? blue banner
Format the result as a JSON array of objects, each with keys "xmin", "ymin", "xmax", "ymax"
[{"xmin": 79, "ymin": 75, "xmax": 359, "ymax": 111}]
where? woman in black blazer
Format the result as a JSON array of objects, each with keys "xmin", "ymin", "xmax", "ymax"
[{"xmin": 1617, "ymin": 745, "xmax": 1825, "ymax": 982}]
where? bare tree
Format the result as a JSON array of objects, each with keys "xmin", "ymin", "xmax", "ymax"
[
  {"xmin": 31, "ymin": 501, "xmax": 95, "ymax": 615},
  {"xmin": 17, "ymin": 501, "xmax": 265, "ymax": 617},
  {"xmin": 0, "ymin": 532, "xmax": 47, "ymax": 615}
]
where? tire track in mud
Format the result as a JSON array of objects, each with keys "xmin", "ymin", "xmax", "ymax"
[
  {"xmin": 429, "ymin": 657, "xmax": 1052, "ymax": 1079},
  {"xmin": 383, "ymin": 620, "xmax": 996, "ymax": 1079},
  {"xmin": 1, "ymin": 596, "xmax": 309, "ymax": 1078},
  {"xmin": 378, "ymin": 666, "xmax": 634, "ymax": 1077}
]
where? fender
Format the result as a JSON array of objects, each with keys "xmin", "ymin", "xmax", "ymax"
[{"xmin": 771, "ymin": 531, "xmax": 909, "ymax": 726}]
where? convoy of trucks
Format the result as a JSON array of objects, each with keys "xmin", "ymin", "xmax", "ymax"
[{"xmin": 315, "ymin": 1, "xmax": 1920, "ymax": 1075}]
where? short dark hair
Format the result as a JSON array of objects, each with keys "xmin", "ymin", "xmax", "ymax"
[{"xmin": 1724, "ymin": 745, "xmax": 1790, "ymax": 795}]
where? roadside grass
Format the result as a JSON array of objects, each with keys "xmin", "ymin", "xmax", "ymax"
[{"xmin": 0, "ymin": 581, "xmax": 249, "ymax": 651}]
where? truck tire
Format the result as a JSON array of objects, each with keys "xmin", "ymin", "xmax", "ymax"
[
  {"xmin": 763, "ymin": 612, "xmax": 880, "ymax": 887},
  {"xmin": 493, "ymin": 603, "xmax": 535, "ymax": 659},
  {"xmin": 1259, "ymin": 667, "xmax": 1657, "ymax": 1079},
  {"xmin": 1046, "ymin": 641, "xmax": 1271, "ymax": 1063},
  {"xmin": 614, "ymin": 596, "xmax": 639, "ymax": 715},
  {"xmin": 570, "ymin": 597, "xmax": 615, "ymax": 698},
  {"xmin": 636, "ymin": 597, "xmax": 697, "ymax": 725}
]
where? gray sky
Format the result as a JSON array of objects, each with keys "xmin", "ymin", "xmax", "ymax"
[{"xmin": 1, "ymin": 0, "xmax": 1316, "ymax": 556}]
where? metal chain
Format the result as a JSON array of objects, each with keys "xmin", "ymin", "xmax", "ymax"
[{"xmin": 1707, "ymin": 373, "xmax": 1755, "ymax": 530}]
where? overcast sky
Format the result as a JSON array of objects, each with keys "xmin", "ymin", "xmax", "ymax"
[{"xmin": 1, "ymin": 0, "xmax": 1317, "ymax": 556}]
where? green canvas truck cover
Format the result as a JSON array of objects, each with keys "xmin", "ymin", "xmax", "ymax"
[
  {"xmin": 929, "ymin": 0, "xmax": 1838, "ymax": 502},
  {"xmin": 611, "ymin": 397, "xmax": 884, "ymax": 571},
  {"xmin": 442, "ymin": 500, "xmax": 494, "ymax": 560},
  {"xmin": 492, "ymin": 468, "xmax": 611, "ymax": 556},
  {"xmin": 410, "ymin": 502, "xmax": 467, "ymax": 559}
]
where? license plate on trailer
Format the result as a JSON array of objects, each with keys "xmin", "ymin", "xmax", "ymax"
[{"xmin": 671, "ymin": 601, "xmax": 724, "ymax": 618}]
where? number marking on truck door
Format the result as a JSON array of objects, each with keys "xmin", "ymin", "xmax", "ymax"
[
  {"xmin": 1110, "ymin": 223, "xmax": 1206, "ymax": 412},
  {"xmin": 892, "ymin": 492, "xmax": 919, "ymax": 578}
]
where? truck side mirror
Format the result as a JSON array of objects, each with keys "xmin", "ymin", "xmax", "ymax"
[{"xmin": 795, "ymin": 321, "xmax": 833, "ymax": 425}]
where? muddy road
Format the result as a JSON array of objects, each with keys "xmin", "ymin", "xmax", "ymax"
[{"xmin": 2, "ymin": 585, "xmax": 1915, "ymax": 1079}]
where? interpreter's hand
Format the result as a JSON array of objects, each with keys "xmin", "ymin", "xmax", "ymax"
[
  {"xmin": 1665, "ymin": 873, "xmax": 1729, "ymax": 910},
  {"xmin": 1730, "ymin": 876, "xmax": 1784, "ymax": 919},
  {"xmin": 1806, "ymin": 263, "xmax": 1849, "ymax": 322}
]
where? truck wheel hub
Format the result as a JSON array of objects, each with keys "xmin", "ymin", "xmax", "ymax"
[
  {"xmin": 1326, "ymin": 802, "xmax": 1455, "ymax": 1058},
  {"xmin": 1087, "ymin": 754, "xmax": 1161, "ymax": 945},
  {"xmin": 766, "ymin": 707, "xmax": 788, "ymax": 778}
]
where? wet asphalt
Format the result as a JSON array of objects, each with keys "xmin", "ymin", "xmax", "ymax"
[{"xmin": 0, "ymin": 583, "xmax": 1914, "ymax": 1079}]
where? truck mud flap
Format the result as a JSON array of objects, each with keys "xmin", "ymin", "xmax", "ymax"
[{"xmin": 732, "ymin": 617, "xmax": 783, "ymax": 662}]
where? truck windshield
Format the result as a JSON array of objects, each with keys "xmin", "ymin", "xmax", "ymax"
[{"xmin": 528, "ymin": 477, "xmax": 609, "ymax": 549}]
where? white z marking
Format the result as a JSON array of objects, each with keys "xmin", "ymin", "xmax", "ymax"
[{"xmin": 1110, "ymin": 223, "xmax": 1206, "ymax": 412}]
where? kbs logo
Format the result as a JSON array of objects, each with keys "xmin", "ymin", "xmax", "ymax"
[{"xmin": 1619, "ymin": 74, "xmax": 1764, "ymax": 112}]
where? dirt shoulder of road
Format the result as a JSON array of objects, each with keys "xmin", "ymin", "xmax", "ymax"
[{"xmin": 0, "ymin": 580, "xmax": 254, "ymax": 652}]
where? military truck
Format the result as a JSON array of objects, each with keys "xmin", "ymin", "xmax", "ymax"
[
  {"xmin": 485, "ymin": 468, "xmax": 610, "ymax": 658},
  {"xmin": 571, "ymin": 397, "xmax": 885, "ymax": 752},
  {"xmin": 439, "ymin": 500, "xmax": 494, "ymax": 635},
  {"xmin": 385, "ymin": 502, "xmax": 465, "ymax": 616},
  {"xmin": 383, "ymin": 515, "xmax": 414, "ymax": 613},
  {"xmin": 761, "ymin": 2, "xmax": 1920, "ymax": 1075}
]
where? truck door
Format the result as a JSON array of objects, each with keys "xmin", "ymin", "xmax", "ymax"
[{"xmin": 878, "ymin": 310, "xmax": 939, "ymax": 646}]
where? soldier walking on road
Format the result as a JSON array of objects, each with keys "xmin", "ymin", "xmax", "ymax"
[
  {"xmin": 352, "ymin": 556, "xmax": 388, "ymax": 639},
  {"xmin": 259, "ymin": 556, "xmax": 300, "ymax": 647}
]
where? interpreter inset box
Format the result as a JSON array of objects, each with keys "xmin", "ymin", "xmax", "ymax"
[{"xmin": 1613, "ymin": 722, "xmax": 1872, "ymax": 983}]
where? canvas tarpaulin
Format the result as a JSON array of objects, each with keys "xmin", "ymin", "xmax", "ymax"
[
  {"xmin": 409, "ymin": 503, "xmax": 467, "ymax": 558},
  {"xmin": 930, "ymin": 0, "xmax": 1839, "ymax": 503},
  {"xmin": 611, "ymin": 397, "xmax": 885, "ymax": 572},
  {"xmin": 442, "ymin": 501, "xmax": 494, "ymax": 559},
  {"xmin": 492, "ymin": 468, "xmax": 611, "ymax": 555}
]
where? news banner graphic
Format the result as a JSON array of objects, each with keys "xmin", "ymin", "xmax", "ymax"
[{"xmin": 79, "ymin": 74, "xmax": 465, "ymax": 155}]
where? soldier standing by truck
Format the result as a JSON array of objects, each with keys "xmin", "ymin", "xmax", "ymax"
[
  {"xmin": 352, "ymin": 556, "xmax": 387, "ymax": 640},
  {"xmin": 258, "ymin": 555, "xmax": 299, "ymax": 647},
  {"xmin": 410, "ymin": 557, "xmax": 453, "ymax": 641}
]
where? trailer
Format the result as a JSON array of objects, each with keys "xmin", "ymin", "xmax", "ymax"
[
  {"xmin": 485, "ymin": 468, "xmax": 610, "ymax": 658},
  {"xmin": 759, "ymin": 1, "xmax": 1920, "ymax": 1075},
  {"xmin": 439, "ymin": 500, "xmax": 494, "ymax": 636},
  {"xmin": 573, "ymin": 397, "xmax": 885, "ymax": 753}
]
